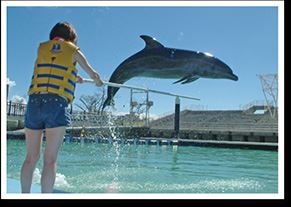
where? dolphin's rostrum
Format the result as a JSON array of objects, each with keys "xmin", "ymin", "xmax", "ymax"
[{"xmin": 102, "ymin": 35, "xmax": 238, "ymax": 110}]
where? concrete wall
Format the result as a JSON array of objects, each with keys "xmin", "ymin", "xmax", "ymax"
[
  {"xmin": 7, "ymin": 120, "xmax": 278, "ymax": 143},
  {"xmin": 7, "ymin": 117, "xmax": 24, "ymax": 131},
  {"xmin": 146, "ymin": 128, "xmax": 278, "ymax": 143}
]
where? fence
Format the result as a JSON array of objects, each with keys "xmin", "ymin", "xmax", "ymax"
[
  {"xmin": 70, "ymin": 111, "xmax": 146, "ymax": 127},
  {"xmin": 7, "ymin": 101, "xmax": 26, "ymax": 116},
  {"xmin": 6, "ymin": 101, "xmax": 146, "ymax": 127}
]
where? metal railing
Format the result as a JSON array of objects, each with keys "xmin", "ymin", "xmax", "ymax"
[
  {"xmin": 7, "ymin": 101, "xmax": 26, "ymax": 116},
  {"xmin": 70, "ymin": 111, "xmax": 147, "ymax": 127},
  {"xmin": 82, "ymin": 79, "xmax": 200, "ymax": 101}
]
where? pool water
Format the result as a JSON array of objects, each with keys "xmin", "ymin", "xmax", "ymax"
[{"xmin": 7, "ymin": 139, "xmax": 278, "ymax": 193}]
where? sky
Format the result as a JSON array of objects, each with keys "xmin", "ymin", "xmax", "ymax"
[{"xmin": 5, "ymin": 2, "xmax": 280, "ymax": 116}]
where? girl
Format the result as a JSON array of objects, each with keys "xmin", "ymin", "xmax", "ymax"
[{"xmin": 21, "ymin": 22, "xmax": 103, "ymax": 193}]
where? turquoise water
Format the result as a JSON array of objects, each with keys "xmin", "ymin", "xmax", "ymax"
[{"xmin": 7, "ymin": 139, "xmax": 278, "ymax": 193}]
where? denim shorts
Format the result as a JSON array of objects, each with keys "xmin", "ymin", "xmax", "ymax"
[{"xmin": 25, "ymin": 93, "xmax": 71, "ymax": 129}]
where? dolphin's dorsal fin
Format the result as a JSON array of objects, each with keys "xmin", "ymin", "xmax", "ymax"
[{"xmin": 140, "ymin": 35, "xmax": 164, "ymax": 49}]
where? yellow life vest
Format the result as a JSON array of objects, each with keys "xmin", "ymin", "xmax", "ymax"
[{"xmin": 28, "ymin": 39, "xmax": 79, "ymax": 103}]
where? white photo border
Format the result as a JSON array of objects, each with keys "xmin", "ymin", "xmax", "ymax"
[{"xmin": 1, "ymin": 0, "xmax": 284, "ymax": 200}]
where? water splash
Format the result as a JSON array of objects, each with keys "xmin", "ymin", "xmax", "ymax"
[
  {"xmin": 105, "ymin": 105, "xmax": 121, "ymax": 193},
  {"xmin": 32, "ymin": 168, "xmax": 41, "ymax": 184},
  {"xmin": 32, "ymin": 168, "xmax": 71, "ymax": 188},
  {"xmin": 54, "ymin": 173, "xmax": 72, "ymax": 188},
  {"xmin": 107, "ymin": 181, "xmax": 119, "ymax": 193},
  {"xmin": 107, "ymin": 105, "xmax": 119, "ymax": 141}
]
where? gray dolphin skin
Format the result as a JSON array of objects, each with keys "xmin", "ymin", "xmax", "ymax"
[{"xmin": 102, "ymin": 35, "xmax": 238, "ymax": 109}]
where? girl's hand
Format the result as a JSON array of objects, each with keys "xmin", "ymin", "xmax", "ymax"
[
  {"xmin": 91, "ymin": 72, "xmax": 104, "ymax": 87},
  {"xmin": 76, "ymin": 75, "xmax": 84, "ymax": 83},
  {"xmin": 94, "ymin": 78, "xmax": 104, "ymax": 87}
]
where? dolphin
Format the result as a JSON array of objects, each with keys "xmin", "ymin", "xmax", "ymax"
[{"xmin": 102, "ymin": 35, "xmax": 238, "ymax": 109}]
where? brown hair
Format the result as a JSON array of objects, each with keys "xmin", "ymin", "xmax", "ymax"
[{"xmin": 49, "ymin": 22, "xmax": 78, "ymax": 44}]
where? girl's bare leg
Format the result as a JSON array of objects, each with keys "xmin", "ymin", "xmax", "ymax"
[
  {"xmin": 20, "ymin": 128, "xmax": 43, "ymax": 193},
  {"xmin": 41, "ymin": 126, "xmax": 65, "ymax": 193}
]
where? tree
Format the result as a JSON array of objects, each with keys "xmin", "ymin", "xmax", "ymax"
[{"xmin": 74, "ymin": 88, "xmax": 106, "ymax": 114}]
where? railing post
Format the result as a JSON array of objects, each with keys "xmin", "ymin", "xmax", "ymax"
[
  {"xmin": 13, "ymin": 103, "xmax": 16, "ymax": 116},
  {"xmin": 70, "ymin": 104, "xmax": 73, "ymax": 114},
  {"xmin": 7, "ymin": 84, "xmax": 9, "ymax": 100},
  {"xmin": 8, "ymin": 100, "xmax": 12, "ymax": 116},
  {"xmin": 145, "ymin": 90, "xmax": 149, "ymax": 127},
  {"xmin": 174, "ymin": 96, "xmax": 180, "ymax": 138},
  {"xmin": 129, "ymin": 89, "xmax": 133, "ymax": 114}
]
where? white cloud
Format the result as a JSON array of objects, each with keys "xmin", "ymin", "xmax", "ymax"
[
  {"xmin": 114, "ymin": 111, "xmax": 161, "ymax": 120},
  {"xmin": 149, "ymin": 113, "xmax": 161, "ymax": 120},
  {"xmin": 140, "ymin": 113, "xmax": 160, "ymax": 120},
  {"xmin": 7, "ymin": 78, "xmax": 16, "ymax": 87}
]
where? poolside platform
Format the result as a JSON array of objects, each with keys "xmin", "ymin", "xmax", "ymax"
[{"xmin": 6, "ymin": 178, "xmax": 67, "ymax": 193}]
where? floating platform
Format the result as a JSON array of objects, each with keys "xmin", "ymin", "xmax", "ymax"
[
  {"xmin": 62, "ymin": 136, "xmax": 277, "ymax": 151},
  {"xmin": 7, "ymin": 128, "xmax": 278, "ymax": 151}
]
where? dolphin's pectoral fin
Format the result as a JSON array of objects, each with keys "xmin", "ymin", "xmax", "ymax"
[
  {"xmin": 172, "ymin": 76, "xmax": 189, "ymax": 84},
  {"xmin": 181, "ymin": 76, "xmax": 200, "ymax": 84},
  {"xmin": 173, "ymin": 75, "xmax": 200, "ymax": 84}
]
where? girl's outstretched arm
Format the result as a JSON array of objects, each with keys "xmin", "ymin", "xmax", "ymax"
[{"xmin": 73, "ymin": 50, "xmax": 103, "ymax": 87}]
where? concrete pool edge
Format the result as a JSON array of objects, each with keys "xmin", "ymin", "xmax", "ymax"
[{"xmin": 176, "ymin": 139, "xmax": 278, "ymax": 151}]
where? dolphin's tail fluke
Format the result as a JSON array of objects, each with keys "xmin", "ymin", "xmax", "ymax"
[
  {"xmin": 101, "ymin": 86, "xmax": 119, "ymax": 111},
  {"xmin": 101, "ymin": 68, "xmax": 134, "ymax": 111},
  {"xmin": 101, "ymin": 97, "xmax": 111, "ymax": 111}
]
